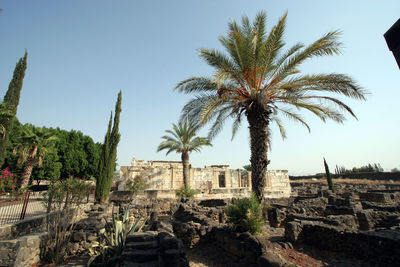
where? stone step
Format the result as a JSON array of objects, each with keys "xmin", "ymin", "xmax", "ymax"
[
  {"xmin": 125, "ymin": 240, "xmax": 158, "ymax": 249},
  {"xmin": 158, "ymin": 215, "xmax": 170, "ymax": 220},
  {"xmin": 120, "ymin": 260, "xmax": 159, "ymax": 267},
  {"xmin": 126, "ymin": 232, "xmax": 158, "ymax": 242},
  {"xmin": 121, "ymin": 249, "xmax": 159, "ymax": 263}
]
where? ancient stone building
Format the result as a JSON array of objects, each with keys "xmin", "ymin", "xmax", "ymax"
[{"xmin": 119, "ymin": 158, "xmax": 291, "ymax": 199}]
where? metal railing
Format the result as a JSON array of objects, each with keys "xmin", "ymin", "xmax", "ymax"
[{"xmin": 0, "ymin": 190, "xmax": 45, "ymax": 225}]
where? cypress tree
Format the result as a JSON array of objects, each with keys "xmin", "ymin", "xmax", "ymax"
[
  {"xmin": 323, "ymin": 157, "xmax": 335, "ymax": 193},
  {"xmin": 95, "ymin": 91, "xmax": 121, "ymax": 203},
  {"xmin": 0, "ymin": 51, "xmax": 28, "ymax": 167}
]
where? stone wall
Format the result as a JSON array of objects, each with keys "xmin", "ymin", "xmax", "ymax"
[
  {"xmin": 290, "ymin": 171, "xmax": 400, "ymax": 181},
  {"xmin": 265, "ymin": 170, "xmax": 292, "ymax": 198},
  {"xmin": 119, "ymin": 158, "xmax": 291, "ymax": 199},
  {"xmin": 286, "ymin": 221, "xmax": 400, "ymax": 266},
  {"xmin": 0, "ymin": 203, "xmax": 91, "ymax": 267}
]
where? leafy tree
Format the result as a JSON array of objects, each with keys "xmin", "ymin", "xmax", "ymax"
[
  {"xmin": 55, "ymin": 129, "xmax": 99, "ymax": 178},
  {"xmin": 176, "ymin": 12, "xmax": 366, "ymax": 201},
  {"xmin": 0, "ymin": 51, "xmax": 27, "ymax": 167},
  {"xmin": 351, "ymin": 163, "xmax": 383, "ymax": 173},
  {"xmin": 13, "ymin": 125, "xmax": 58, "ymax": 188},
  {"xmin": 96, "ymin": 91, "xmax": 122, "ymax": 203},
  {"xmin": 125, "ymin": 174, "xmax": 148, "ymax": 194},
  {"xmin": 243, "ymin": 165, "xmax": 252, "ymax": 172},
  {"xmin": 4, "ymin": 121, "xmax": 100, "ymax": 182},
  {"xmin": 2, "ymin": 119, "xmax": 24, "ymax": 174},
  {"xmin": 54, "ymin": 130, "xmax": 82, "ymax": 177},
  {"xmin": 157, "ymin": 120, "xmax": 212, "ymax": 187},
  {"xmin": 31, "ymin": 147, "xmax": 61, "ymax": 184}
]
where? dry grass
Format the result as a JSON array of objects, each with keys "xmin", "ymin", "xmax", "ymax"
[{"xmin": 291, "ymin": 178, "xmax": 400, "ymax": 185}]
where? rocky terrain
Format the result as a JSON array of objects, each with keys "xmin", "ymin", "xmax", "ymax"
[
  {"xmin": 97, "ymin": 180, "xmax": 399, "ymax": 266},
  {"xmin": 6, "ymin": 179, "xmax": 398, "ymax": 266}
]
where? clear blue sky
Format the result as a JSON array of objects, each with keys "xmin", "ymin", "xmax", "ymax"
[{"xmin": 0, "ymin": 1, "xmax": 399, "ymax": 175}]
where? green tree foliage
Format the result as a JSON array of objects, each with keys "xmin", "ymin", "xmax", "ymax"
[
  {"xmin": 175, "ymin": 185, "xmax": 196, "ymax": 198},
  {"xmin": 125, "ymin": 174, "xmax": 148, "ymax": 194},
  {"xmin": 323, "ymin": 157, "xmax": 334, "ymax": 192},
  {"xmin": 4, "ymin": 121, "xmax": 100, "ymax": 184},
  {"xmin": 226, "ymin": 193, "xmax": 263, "ymax": 234},
  {"xmin": 95, "ymin": 91, "xmax": 122, "ymax": 203},
  {"xmin": 176, "ymin": 12, "xmax": 366, "ymax": 202},
  {"xmin": 335, "ymin": 163, "xmax": 384, "ymax": 174},
  {"xmin": 13, "ymin": 125, "xmax": 58, "ymax": 188},
  {"xmin": 157, "ymin": 120, "xmax": 212, "ymax": 187},
  {"xmin": 0, "ymin": 51, "xmax": 27, "ymax": 167},
  {"xmin": 243, "ymin": 165, "xmax": 252, "ymax": 172},
  {"xmin": 55, "ymin": 129, "xmax": 101, "ymax": 179},
  {"xmin": 31, "ymin": 148, "xmax": 61, "ymax": 184}
]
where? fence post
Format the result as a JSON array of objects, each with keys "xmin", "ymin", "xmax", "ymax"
[{"xmin": 19, "ymin": 190, "xmax": 31, "ymax": 220}]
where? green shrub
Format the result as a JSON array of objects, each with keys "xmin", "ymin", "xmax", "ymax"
[
  {"xmin": 225, "ymin": 193, "xmax": 263, "ymax": 234},
  {"xmin": 124, "ymin": 174, "xmax": 148, "ymax": 193},
  {"xmin": 42, "ymin": 177, "xmax": 91, "ymax": 263},
  {"xmin": 176, "ymin": 185, "xmax": 196, "ymax": 198}
]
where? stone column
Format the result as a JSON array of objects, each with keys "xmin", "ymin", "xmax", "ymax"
[
  {"xmin": 225, "ymin": 170, "xmax": 231, "ymax": 188},
  {"xmin": 189, "ymin": 168, "xmax": 195, "ymax": 188},
  {"xmin": 248, "ymin": 171, "xmax": 252, "ymax": 188},
  {"xmin": 266, "ymin": 171, "xmax": 272, "ymax": 188},
  {"xmin": 170, "ymin": 167, "xmax": 174, "ymax": 189}
]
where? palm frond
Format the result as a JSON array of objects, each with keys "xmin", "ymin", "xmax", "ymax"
[
  {"xmin": 175, "ymin": 77, "xmax": 218, "ymax": 93},
  {"xmin": 277, "ymin": 108, "xmax": 311, "ymax": 132},
  {"xmin": 176, "ymin": 11, "xmax": 366, "ymax": 150},
  {"xmin": 231, "ymin": 114, "xmax": 243, "ymax": 141},
  {"xmin": 271, "ymin": 116, "xmax": 287, "ymax": 139},
  {"xmin": 200, "ymin": 95, "xmax": 228, "ymax": 124},
  {"xmin": 271, "ymin": 31, "xmax": 342, "ymax": 84},
  {"xmin": 157, "ymin": 120, "xmax": 212, "ymax": 156}
]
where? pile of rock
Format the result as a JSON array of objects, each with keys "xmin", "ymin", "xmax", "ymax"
[{"xmin": 281, "ymin": 182, "xmax": 400, "ymax": 265}]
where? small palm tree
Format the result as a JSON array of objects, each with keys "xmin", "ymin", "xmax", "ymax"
[
  {"xmin": 176, "ymin": 11, "xmax": 366, "ymax": 202},
  {"xmin": 157, "ymin": 120, "xmax": 212, "ymax": 187},
  {"xmin": 13, "ymin": 125, "xmax": 58, "ymax": 188}
]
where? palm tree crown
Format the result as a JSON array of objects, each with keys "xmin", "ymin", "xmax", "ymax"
[
  {"xmin": 157, "ymin": 120, "xmax": 212, "ymax": 187},
  {"xmin": 14, "ymin": 125, "xmax": 58, "ymax": 188},
  {"xmin": 157, "ymin": 120, "xmax": 212, "ymax": 155},
  {"xmin": 176, "ymin": 11, "xmax": 366, "ymax": 201}
]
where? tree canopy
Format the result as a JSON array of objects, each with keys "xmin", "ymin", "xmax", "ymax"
[
  {"xmin": 176, "ymin": 11, "xmax": 366, "ymax": 201},
  {"xmin": 3, "ymin": 121, "xmax": 101, "ymax": 185}
]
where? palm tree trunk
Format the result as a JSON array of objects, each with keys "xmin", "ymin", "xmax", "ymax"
[
  {"xmin": 20, "ymin": 145, "xmax": 37, "ymax": 189},
  {"xmin": 181, "ymin": 151, "xmax": 190, "ymax": 188},
  {"xmin": 246, "ymin": 103, "xmax": 271, "ymax": 202}
]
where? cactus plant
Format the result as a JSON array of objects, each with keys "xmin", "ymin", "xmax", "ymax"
[{"xmin": 88, "ymin": 205, "xmax": 147, "ymax": 266}]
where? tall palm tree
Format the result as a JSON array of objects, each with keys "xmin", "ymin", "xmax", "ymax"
[
  {"xmin": 14, "ymin": 125, "xmax": 58, "ymax": 188},
  {"xmin": 157, "ymin": 120, "xmax": 212, "ymax": 188},
  {"xmin": 176, "ymin": 12, "xmax": 366, "ymax": 202}
]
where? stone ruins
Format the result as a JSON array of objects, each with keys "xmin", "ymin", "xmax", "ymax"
[{"xmin": 118, "ymin": 157, "xmax": 291, "ymax": 199}]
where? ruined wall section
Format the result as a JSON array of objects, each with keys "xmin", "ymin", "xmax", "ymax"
[
  {"xmin": 119, "ymin": 158, "xmax": 291, "ymax": 199},
  {"xmin": 192, "ymin": 168, "xmax": 213, "ymax": 191},
  {"xmin": 265, "ymin": 170, "xmax": 291, "ymax": 198}
]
